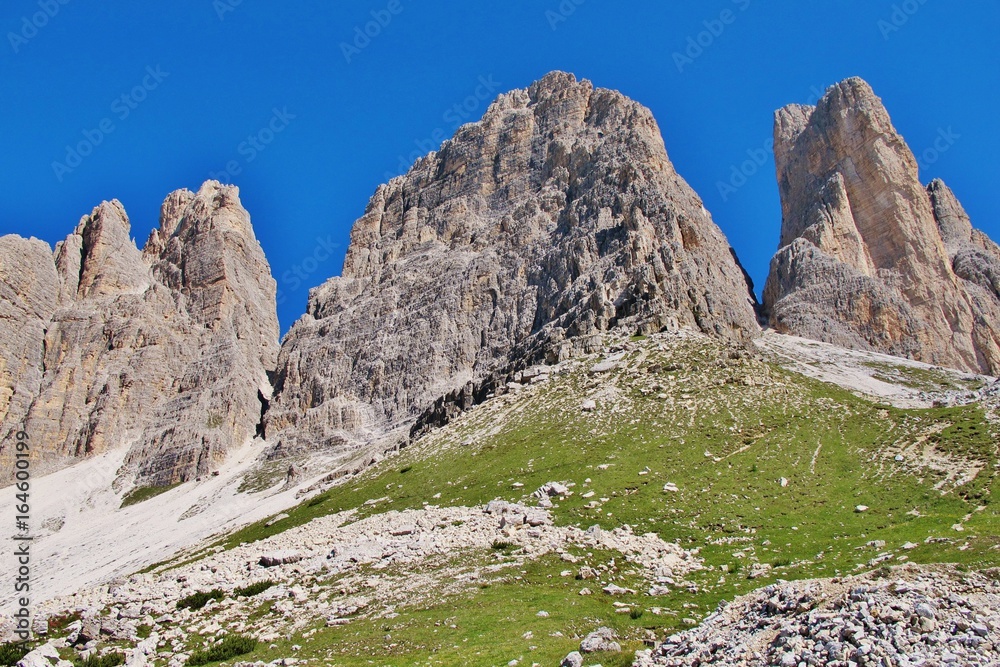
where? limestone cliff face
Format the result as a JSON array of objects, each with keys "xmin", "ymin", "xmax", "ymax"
[
  {"xmin": 0, "ymin": 237, "xmax": 59, "ymax": 445},
  {"xmin": 265, "ymin": 71, "xmax": 760, "ymax": 456},
  {"xmin": 763, "ymin": 77, "xmax": 1000, "ymax": 375},
  {"xmin": 0, "ymin": 181, "xmax": 279, "ymax": 485}
]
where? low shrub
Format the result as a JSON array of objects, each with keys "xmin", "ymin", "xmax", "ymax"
[
  {"xmin": 0, "ymin": 643, "xmax": 30, "ymax": 667},
  {"xmin": 177, "ymin": 589, "xmax": 225, "ymax": 610},
  {"xmin": 75, "ymin": 652, "xmax": 124, "ymax": 667},
  {"xmin": 187, "ymin": 635, "xmax": 257, "ymax": 666},
  {"xmin": 234, "ymin": 581, "xmax": 274, "ymax": 597}
]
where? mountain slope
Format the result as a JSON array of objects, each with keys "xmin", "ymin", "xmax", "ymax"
[{"xmin": 14, "ymin": 328, "xmax": 999, "ymax": 665}]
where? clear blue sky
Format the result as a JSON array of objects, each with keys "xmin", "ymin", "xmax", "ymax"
[{"xmin": 2, "ymin": 1, "xmax": 997, "ymax": 334}]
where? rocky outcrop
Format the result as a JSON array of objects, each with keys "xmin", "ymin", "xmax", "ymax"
[
  {"xmin": 0, "ymin": 181, "xmax": 279, "ymax": 485},
  {"xmin": 265, "ymin": 71, "xmax": 759, "ymax": 457},
  {"xmin": 763, "ymin": 77, "xmax": 1000, "ymax": 375},
  {"xmin": 637, "ymin": 565, "xmax": 1000, "ymax": 667}
]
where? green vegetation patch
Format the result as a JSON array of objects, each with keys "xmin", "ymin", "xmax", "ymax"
[
  {"xmin": 187, "ymin": 635, "xmax": 257, "ymax": 666},
  {"xmin": 864, "ymin": 360, "xmax": 985, "ymax": 392},
  {"xmin": 74, "ymin": 652, "xmax": 124, "ymax": 667},
  {"xmin": 177, "ymin": 588, "xmax": 225, "ymax": 611},
  {"xmin": 121, "ymin": 483, "xmax": 180, "ymax": 508},
  {"xmin": 0, "ymin": 643, "xmax": 30, "ymax": 667},
  {"xmin": 234, "ymin": 580, "xmax": 275, "ymax": 597},
  {"xmin": 171, "ymin": 336, "xmax": 1000, "ymax": 666},
  {"xmin": 47, "ymin": 611, "xmax": 82, "ymax": 634}
]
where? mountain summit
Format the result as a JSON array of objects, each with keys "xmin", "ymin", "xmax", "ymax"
[
  {"xmin": 263, "ymin": 71, "xmax": 760, "ymax": 458},
  {"xmin": 763, "ymin": 77, "xmax": 1000, "ymax": 375}
]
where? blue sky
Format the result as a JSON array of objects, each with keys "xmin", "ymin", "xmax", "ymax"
[{"xmin": 2, "ymin": 1, "xmax": 997, "ymax": 333}]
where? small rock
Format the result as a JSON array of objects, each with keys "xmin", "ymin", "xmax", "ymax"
[
  {"xmin": 560, "ymin": 651, "xmax": 583, "ymax": 667},
  {"xmin": 580, "ymin": 627, "xmax": 620, "ymax": 654},
  {"xmin": 258, "ymin": 550, "xmax": 302, "ymax": 567},
  {"xmin": 602, "ymin": 583, "xmax": 634, "ymax": 595}
]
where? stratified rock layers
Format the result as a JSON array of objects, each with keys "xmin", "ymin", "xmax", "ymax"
[
  {"xmin": 0, "ymin": 182, "xmax": 278, "ymax": 485},
  {"xmin": 763, "ymin": 77, "xmax": 1000, "ymax": 375},
  {"xmin": 265, "ymin": 72, "xmax": 759, "ymax": 455}
]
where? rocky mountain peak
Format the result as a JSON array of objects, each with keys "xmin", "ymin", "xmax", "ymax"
[
  {"xmin": 764, "ymin": 77, "xmax": 1000, "ymax": 375},
  {"xmin": 0, "ymin": 182, "xmax": 278, "ymax": 485},
  {"xmin": 267, "ymin": 71, "xmax": 759, "ymax": 461},
  {"xmin": 65, "ymin": 199, "xmax": 150, "ymax": 300}
]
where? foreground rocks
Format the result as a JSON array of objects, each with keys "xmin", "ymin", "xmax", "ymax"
[
  {"xmin": 10, "ymin": 501, "xmax": 699, "ymax": 662},
  {"xmin": 636, "ymin": 565, "xmax": 1000, "ymax": 666},
  {"xmin": 0, "ymin": 181, "xmax": 278, "ymax": 485},
  {"xmin": 265, "ymin": 70, "xmax": 759, "ymax": 459},
  {"xmin": 763, "ymin": 77, "xmax": 1000, "ymax": 376}
]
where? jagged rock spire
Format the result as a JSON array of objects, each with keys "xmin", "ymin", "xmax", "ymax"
[{"xmin": 763, "ymin": 77, "xmax": 1000, "ymax": 375}]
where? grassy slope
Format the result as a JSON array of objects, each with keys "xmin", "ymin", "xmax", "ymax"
[{"xmin": 169, "ymin": 334, "xmax": 999, "ymax": 667}]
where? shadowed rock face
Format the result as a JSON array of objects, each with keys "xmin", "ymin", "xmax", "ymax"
[
  {"xmin": 265, "ymin": 71, "xmax": 760, "ymax": 456},
  {"xmin": 0, "ymin": 181, "xmax": 279, "ymax": 486},
  {"xmin": 763, "ymin": 77, "xmax": 1000, "ymax": 375}
]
